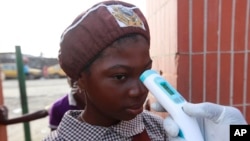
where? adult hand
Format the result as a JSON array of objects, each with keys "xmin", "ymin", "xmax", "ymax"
[{"xmin": 151, "ymin": 102, "xmax": 247, "ymax": 141}]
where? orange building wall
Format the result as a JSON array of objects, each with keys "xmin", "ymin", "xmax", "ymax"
[
  {"xmin": 146, "ymin": 0, "xmax": 250, "ymax": 123},
  {"xmin": 145, "ymin": 0, "xmax": 177, "ymax": 118},
  {"xmin": 146, "ymin": 0, "xmax": 178, "ymax": 86}
]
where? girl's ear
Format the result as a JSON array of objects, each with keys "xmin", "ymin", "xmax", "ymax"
[{"xmin": 77, "ymin": 72, "xmax": 88, "ymax": 90}]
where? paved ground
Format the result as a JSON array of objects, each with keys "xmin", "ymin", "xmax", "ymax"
[{"xmin": 2, "ymin": 78, "xmax": 69, "ymax": 141}]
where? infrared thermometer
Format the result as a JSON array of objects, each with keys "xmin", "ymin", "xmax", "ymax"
[{"xmin": 140, "ymin": 70, "xmax": 204, "ymax": 141}]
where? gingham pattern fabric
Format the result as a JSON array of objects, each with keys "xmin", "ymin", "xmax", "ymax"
[{"xmin": 43, "ymin": 110, "xmax": 169, "ymax": 141}]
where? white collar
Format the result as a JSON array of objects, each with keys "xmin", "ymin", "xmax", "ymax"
[{"xmin": 68, "ymin": 88, "xmax": 77, "ymax": 106}]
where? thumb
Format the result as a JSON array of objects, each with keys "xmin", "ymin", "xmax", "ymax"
[
  {"xmin": 163, "ymin": 116, "xmax": 187, "ymax": 141},
  {"xmin": 163, "ymin": 116, "xmax": 180, "ymax": 137}
]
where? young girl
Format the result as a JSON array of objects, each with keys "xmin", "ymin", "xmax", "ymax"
[
  {"xmin": 44, "ymin": 1, "xmax": 167, "ymax": 140},
  {"xmin": 43, "ymin": 1, "xmax": 247, "ymax": 141}
]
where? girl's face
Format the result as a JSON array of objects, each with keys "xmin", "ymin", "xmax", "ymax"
[{"xmin": 78, "ymin": 35, "xmax": 152, "ymax": 126}]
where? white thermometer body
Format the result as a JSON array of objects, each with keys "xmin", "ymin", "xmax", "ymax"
[{"xmin": 140, "ymin": 70, "xmax": 204, "ymax": 141}]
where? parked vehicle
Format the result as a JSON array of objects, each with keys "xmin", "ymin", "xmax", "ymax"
[
  {"xmin": 0, "ymin": 63, "xmax": 42, "ymax": 80},
  {"xmin": 46, "ymin": 64, "xmax": 67, "ymax": 78}
]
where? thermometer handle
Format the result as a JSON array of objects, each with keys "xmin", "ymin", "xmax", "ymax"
[{"xmin": 140, "ymin": 70, "xmax": 204, "ymax": 141}]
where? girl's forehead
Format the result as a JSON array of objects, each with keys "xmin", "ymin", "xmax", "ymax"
[
  {"xmin": 89, "ymin": 39, "xmax": 151, "ymax": 71},
  {"xmin": 101, "ymin": 35, "xmax": 149, "ymax": 57}
]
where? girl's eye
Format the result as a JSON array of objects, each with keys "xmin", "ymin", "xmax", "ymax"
[{"xmin": 113, "ymin": 74, "xmax": 126, "ymax": 80}]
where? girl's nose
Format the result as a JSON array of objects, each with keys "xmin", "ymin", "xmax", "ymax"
[{"xmin": 128, "ymin": 79, "xmax": 148, "ymax": 97}]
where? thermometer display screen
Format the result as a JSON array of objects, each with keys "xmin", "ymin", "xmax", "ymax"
[{"xmin": 161, "ymin": 82, "xmax": 175, "ymax": 95}]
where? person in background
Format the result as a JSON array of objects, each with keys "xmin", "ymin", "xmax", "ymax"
[
  {"xmin": 23, "ymin": 57, "xmax": 30, "ymax": 78},
  {"xmin": 49, "ymin": 78, "xmax": 86, "ymax": 130},
  {"xmin": 43, "ymin": 1, "xmax": 247, "ymax": 141}
]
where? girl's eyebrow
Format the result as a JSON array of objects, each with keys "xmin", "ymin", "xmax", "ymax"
[{"xmin": 108, "ymin": 64, "xmax": 132, "ymax": 71}]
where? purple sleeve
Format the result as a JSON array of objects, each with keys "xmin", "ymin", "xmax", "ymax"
[
  {"xmin": 48, "ymin": 95, "xmax": 70, "ymax": 129},
  {"xmin": 48, "ymin": 94, "xmax": 81, "ymax": 129}
]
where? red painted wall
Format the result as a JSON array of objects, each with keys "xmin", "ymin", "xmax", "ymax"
[
  {"xmin": 147, "ymin": 0, "xmax": 250, "ymax": 122},
  {"xmin": 177, "ymin": 0, "xmax": 250, "ymax": 122}
]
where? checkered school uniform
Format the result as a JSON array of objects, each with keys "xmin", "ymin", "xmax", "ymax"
[{"xmin": 43, "ymin": 110, "xmax": 169, "ymax": 141}]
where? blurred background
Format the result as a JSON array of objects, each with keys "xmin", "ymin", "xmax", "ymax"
[{"xmin": 1, "ymin": 0, "xmax": 250, "ymax": 140}]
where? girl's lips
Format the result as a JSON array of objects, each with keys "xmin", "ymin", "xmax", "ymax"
[
  {"xmin": 125, "ymin": 98, "xmax": 147, "ymax": 115},
  {"xmin": 126, "ymin": 105, "xmax": 144, "ymax": 115}
]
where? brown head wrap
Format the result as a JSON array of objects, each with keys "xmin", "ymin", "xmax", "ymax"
[{"xmin": 59, "ymin": 0, "xmax": 150, "ymax": 80}]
